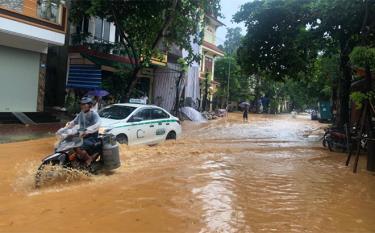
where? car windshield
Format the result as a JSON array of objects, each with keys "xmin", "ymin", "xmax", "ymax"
[{"xmin": 99, "ymin": 105, "xmax": 136, "ymax": 120}]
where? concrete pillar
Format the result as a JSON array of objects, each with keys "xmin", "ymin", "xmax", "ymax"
[{"xmin": 37, "ymin": 53, "xmax": 47, "ymax": 112}]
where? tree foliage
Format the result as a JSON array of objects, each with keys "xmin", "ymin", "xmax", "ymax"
[
  {"xmin": 284, "ymin": 56, "xmax": 337, "ymax": 110},
  {"xmin": 214, "ymin": 56, "xmax": 252, "ymax": 106},
  {"xmin": 350, "ymin": 46, "xmax": 375, "ymax": 70},
  {"xmin": 70, "ymin": 0, "xmax": 221, "ymax": 99},
  {"xmin": 213, "ymin": 26, "xmax": 251, "ymax": 107},
  {"xmin": 222, "ymin": 27, "xmax": 243, "ymax": 55},
  {"xmin": 233, "ymin": 0, "xmax": 316, "ymax": 79},
  {"xmin": 234, "ymin": 0, "xmax": 375, "ymax": 127}
]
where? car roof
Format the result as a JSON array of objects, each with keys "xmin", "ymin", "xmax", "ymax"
[{"xmin": 113, "ymin": 103, "xmax": 161, "ymax": 109}]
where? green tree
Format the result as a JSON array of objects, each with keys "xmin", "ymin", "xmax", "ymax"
[
  {"xmin": 223, "ymin": 27, "xmax": 243, "ymax": 55},
  {"xmin": 233, "ymin": 0, "xmax": 316, "ymax": 80},
  {"xmin": 234, "ymin": 0, "xmax": 375, "ymax": 127},
  {"xmin": 349, "ymin": 46, "xmax": 375, "ymax": 109},
  {"xmin": 70, "ymin": 0, "xmax": 221, "ymax": 100},
  {"xmin": 214, "ymin": 56, "xmax": 252, "ymax": 108},
  {"xmin": 309, "ymin": 0, "xmax": 375, "ymax": 128},
  {"xmin": 233, "ymin": 0, "xmax": 318, "ymax": 112}
]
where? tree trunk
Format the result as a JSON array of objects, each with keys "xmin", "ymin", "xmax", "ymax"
[
  {"xmin": 365, "ymin": 63, "xmax": 373, "ymax": 137},
  {"xmin": 123, "ymin": 67, "xmax": 142, "ymax": 101},
  {"xmin": 254, "ymin": 74, "xmax": 261, "ymax": 112},
  {"xmin": 111, "ymin": 0, "xmax": 178, "ymax": 102},
  {"xmin": 336, "ymin": 52, "xmax": 352, "ymax": 129},
  {"xmin": 331, "ymin": 76, "xmax": 338, "ymax": 122},
  {"xmin": 174, "ymin": 71, "xmax": 184, "ymax": 116}
]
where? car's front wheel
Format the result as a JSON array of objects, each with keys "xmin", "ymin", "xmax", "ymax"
[
  {"xmin": 166, "ymin": 131, "xmax": 177, "ymax": 140},
  {"xmin": 116, "ymin": 134, "xmax": 128, "ymax": 145}
]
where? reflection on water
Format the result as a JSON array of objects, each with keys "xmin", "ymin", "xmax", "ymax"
[
  {"xmin": 193, "ymin": 155, "xmax": 248, "ymax": 233},
  {"xmin": 1, "ymin": 114, "xmax": 375, "ymax": 232}
]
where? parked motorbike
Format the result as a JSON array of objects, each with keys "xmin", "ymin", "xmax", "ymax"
[
  {"xmin": 322, "ymin": 125, "xmax": 366, "ymax": 152},
  {"xmin": 35, "ymin": 128, "xmax": 121, "ymax": 188},
  {"xmin": 322, "ymin": 127, "xmax": 348, "ymax": 152}
]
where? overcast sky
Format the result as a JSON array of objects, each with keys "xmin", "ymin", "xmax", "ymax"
[{"xmin": 216, "ymin": 0, "xmax": 248, "ymax": 46}]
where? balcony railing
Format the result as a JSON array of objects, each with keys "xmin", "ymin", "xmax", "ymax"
[
  {"xmin": 70, "ymin": 32, "xmax": 131, "ymax": 57},
  {"xmin": 70, "ymin": 32, "xmax": 168, "ymax": 67}
]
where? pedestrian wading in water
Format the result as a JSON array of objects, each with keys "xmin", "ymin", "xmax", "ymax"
[{"xmin": 243, "ymin": 107, "xmax": 249, "ymax": 122}]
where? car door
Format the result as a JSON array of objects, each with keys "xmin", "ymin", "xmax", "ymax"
[
  {"xmin": 149, "ymin": 108, "xmax": 171, "ymax": 143},
  {"xmin": 127, "ymin": 108, "xmax": 153, "ymax": 145}
]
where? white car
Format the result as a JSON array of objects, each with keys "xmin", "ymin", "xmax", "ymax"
[{"xmin": 98, "ymin": 103, "xmax": 181, "ymax": 145}]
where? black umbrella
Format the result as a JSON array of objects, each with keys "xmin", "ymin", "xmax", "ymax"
[{"xmin": 239, "ymin": 102, "xmax": 250, "ymax": 108}]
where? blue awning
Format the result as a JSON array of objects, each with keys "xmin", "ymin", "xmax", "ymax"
[{"xmin": 66, "ymin": 64, "xmax": 102, "ymax": 89}]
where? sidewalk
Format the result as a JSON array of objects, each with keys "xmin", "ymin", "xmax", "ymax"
[{"xmin": 0, "ymin": 123, "xmax": 65, "ymax": 143}]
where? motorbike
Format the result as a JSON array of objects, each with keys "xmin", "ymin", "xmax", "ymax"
[
  {"xmin": 322, "ymin": 125, "xmax": 367, "ymax": 152},
  {"xmin": 35, "ymin": 127, "xmax": 121, "ymax": 188},
  {"xmin": 322, "ymin": 127, "xmax": 349, "ymax": 152}
]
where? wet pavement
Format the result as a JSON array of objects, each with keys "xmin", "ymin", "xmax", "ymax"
[
  {"xmin": 0, "ymin": 123, "xmax": 63, "ymax": 144},
  {"xmin": 1, "ymin": 113, "xmax": 375, "ymax": 233}
]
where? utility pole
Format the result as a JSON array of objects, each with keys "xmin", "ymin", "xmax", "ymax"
[{"xmin": 226, "ymin": 55, "xmax": 231, "ymax": 112}]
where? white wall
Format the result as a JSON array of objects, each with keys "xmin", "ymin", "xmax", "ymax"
[
  {"xmin": 0, "ymin": 16, "xmax": 65, "ymax": 45},
  {"xmin": 0, "ymin": 45, "xmax": 40, "ymax": 112},
  {"xmin": 183, "ymin": 37, "xmax": 201, "ymax": 100},
  {"xmin": 184, "ymin": 66, "xmax": 200, "ymax": 100},
  {"xmin": 0, "ymin": 31, "xmax": 48, "ymax": 53}
]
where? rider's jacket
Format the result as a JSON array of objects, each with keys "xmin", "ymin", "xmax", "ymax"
[{"xmin": 69, "ymin": 110, "xmax": 101, "ymax": 135}]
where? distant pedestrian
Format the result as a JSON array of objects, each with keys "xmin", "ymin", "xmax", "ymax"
[
  {"xmin": 243, "ymin": 107, "xmax": 249, "ymax": 122},
  {"xmin": 91, "ymin": 96, "xmax": 100, "ymax": 112}
]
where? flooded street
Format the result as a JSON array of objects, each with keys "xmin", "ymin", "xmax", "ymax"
[{"xmin": 1, "ymin": 113, "xmax": 375, "ymax": 233}]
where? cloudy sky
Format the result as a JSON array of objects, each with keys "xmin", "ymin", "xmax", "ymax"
[{"xmin": 216, "ymin": 0, "xmax": 248, "ymax": 46}]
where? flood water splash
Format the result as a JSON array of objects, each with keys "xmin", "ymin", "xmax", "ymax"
[
  {"xmin": 180, "ymin": 106, "xmax": 207, "ymax": 122},
  {"xmin": 0, "ymin": 113, "xmax": 375, "ymax": 232}
]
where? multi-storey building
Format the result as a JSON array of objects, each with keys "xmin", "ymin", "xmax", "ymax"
[
  {"xmin": 66, "ymin": 17, "xmax": 181, "ymax": 112},
  {"xmin": 0, "ymin": 0, "xmax": 67, "ymax": 112},
  {"xmin": 184, "ymin": 14, "xmax": 224, "ymax": 111}
]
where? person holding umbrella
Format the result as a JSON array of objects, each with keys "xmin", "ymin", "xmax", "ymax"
[
  {"xmin": 86, "ymin": 89, "xmax": 110, "ymax": 112},
  {"xmin": 92, "ymin": 96, "xmax": 100, "ymax": 112},
  {"xmin": 239, "ymin": 101, "xmax": 250, "ymax": 122}
]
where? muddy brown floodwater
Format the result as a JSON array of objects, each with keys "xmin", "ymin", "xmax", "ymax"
[{"xmin": 1, "ymin": 113, "xmax": 375, "ymax": 233}]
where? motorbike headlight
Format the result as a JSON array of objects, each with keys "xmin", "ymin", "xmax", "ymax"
[
  {"xmin": 99, "ymin": 127, "xmax": 111, "ymax": 134},
  {"xmin": 99, "ymin": 127, "xmax": 106, "ymax": 134}
]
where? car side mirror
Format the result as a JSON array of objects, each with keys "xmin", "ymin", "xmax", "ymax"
[{"xmin": 129, "ymin": 116, "xmax": 143, "ymax": 123}]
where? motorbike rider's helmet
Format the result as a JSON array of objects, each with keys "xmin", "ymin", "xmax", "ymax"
[{"xmin": 80, "ymin": 97, "xmax": 93, "ymax": 105}]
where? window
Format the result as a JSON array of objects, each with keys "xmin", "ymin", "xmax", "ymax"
[
  {"xmin": 99, "ymin": 105, "xmax": 136, "ymax": 120},
  {"xmin": 128, "ymin": 109, "xmax": 152, "ymax": 122},
  {"xmin": 37, "ymin": 0, "xmax": 60, "ymax": 23},
  {"xmin": 103, "ymin": 21, "xmax": 110, "ymax": 41},
  {"xmin": 151, "ymin": 109, "xmax": 169, "ymax": 120},
  {"xmin": 94, "ymin": 18, "xmax": 103, "ymax": 39},
  {"xmin": 94, "ymin": 18, "xmax": 111, "ymax": 41},
  {"xmin": 205, "ymin": 57, "xmax": 213, "ymax": 73}
]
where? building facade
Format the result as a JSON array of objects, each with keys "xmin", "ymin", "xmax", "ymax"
[
  {"xmin": 0, "ymin": 0, "xmax": 67, "ymax": 112},
  {"xmin": 184, "ymin": 14, "xmax": 224, "ymax": 111},
  {"xmin": 153, "ymin": 45, "xmax": 184, "ymax": 113},
  {"xmin": 66, "ymin": 16, "xmax": 173, "ymax": 110}
]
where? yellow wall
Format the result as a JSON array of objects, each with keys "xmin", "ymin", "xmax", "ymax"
[{"xmin": 204, "ymin": 24, "xmax": 216, "ymax": 44}]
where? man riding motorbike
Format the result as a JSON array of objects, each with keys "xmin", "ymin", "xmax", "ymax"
[{"xmin": 64, "ymin": 97, "xmax": 101, "ymax": 166}]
